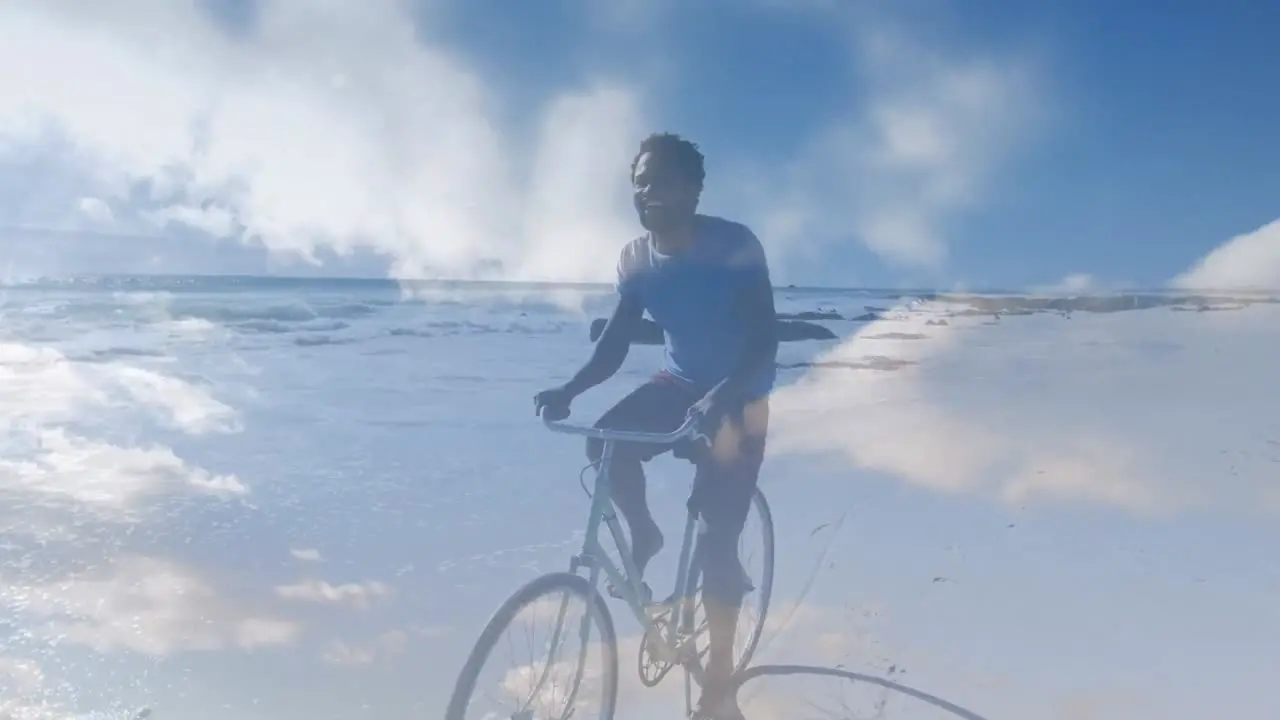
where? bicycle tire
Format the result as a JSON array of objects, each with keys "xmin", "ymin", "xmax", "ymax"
[
  {"xmin": 684, "ymin": 486, "xmax": 776, "ymax": 680},
  {"xmin": 445, "ymin": 572, "xmax": 619, "ymax": 720}
]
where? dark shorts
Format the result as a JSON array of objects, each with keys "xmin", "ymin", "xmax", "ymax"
[{"xmin": 588, "ymin": 372, "xmax": 769, "ymax": 605}]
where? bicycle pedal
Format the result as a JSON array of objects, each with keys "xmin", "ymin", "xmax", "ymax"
[
  {"xmin": 608, "ymin": 579, "xmax": 653, "ymax": 605},
  {"xmin": 643, "ymin": 636, "xmax": 679, "ymax": 666},
  {"xmin": 643, "ymin": 600, "xmax": 674, "ymax": 619}
]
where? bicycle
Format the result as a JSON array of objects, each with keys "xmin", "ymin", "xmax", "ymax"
[{"xmin": 445, "ymin": 413, "xmax": 775, "ymax": 719}]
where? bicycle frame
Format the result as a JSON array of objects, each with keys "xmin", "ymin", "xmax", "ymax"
[
  {"xmin": 542, "ymin": 414, "xmax": 709, "ymax": 667},
  {"xmin": 449, "ymin": 411, "xmax": 771, "ymax": 719}
]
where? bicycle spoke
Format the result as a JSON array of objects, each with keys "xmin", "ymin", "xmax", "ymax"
[{"xmin": 446, "ymin": 574, "xmax": 617, "ymax": 720}]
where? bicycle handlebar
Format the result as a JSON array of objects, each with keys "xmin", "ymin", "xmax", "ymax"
[{"xmin": 540, "ymin": 412, "xmax": 705, "ymax": 444}]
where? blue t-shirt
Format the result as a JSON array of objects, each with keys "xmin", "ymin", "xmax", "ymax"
[{"xmin": 615, "ymin": 214, "xmax": 776, "ymax": 400}]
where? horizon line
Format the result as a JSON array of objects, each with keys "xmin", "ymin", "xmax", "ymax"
[{"xmin": 2, "ymin": 271, "xmax": 1277, "ymax": 298}]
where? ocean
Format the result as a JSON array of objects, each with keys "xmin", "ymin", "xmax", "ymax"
[{"xmin": 1, "ymin": 276, "xmax": 1278, "ymax": 719}]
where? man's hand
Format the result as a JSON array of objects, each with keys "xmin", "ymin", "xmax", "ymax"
[
  {"xmin": 686, "ymin": 388, "xmax": 728, "ymax": 433},
  {"xmin": 534, "ymin": 385, "xmax": 574, "ymax": 421}
]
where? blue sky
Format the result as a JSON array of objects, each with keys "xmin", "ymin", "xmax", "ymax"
[{"xmin": 1, "ymin": 0, "xmax": 1277, "ymax": 289}]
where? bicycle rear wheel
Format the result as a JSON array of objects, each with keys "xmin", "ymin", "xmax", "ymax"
[
  {"xmin": 445, "ymin": 572, "xmax": 619, "ymax": 720},
  {"xmin": 682, "ymin": 486, "xmax": 775, "ymax": 679}
]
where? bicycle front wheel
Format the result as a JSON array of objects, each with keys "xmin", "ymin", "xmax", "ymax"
[{"xmin": 445, "ymin": 572, "xmax": 619, "ymax": 720}]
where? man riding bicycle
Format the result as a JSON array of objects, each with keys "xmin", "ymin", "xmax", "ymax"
[{"xmin": 534, "ymin": 132, "xmax": 777, "ymax": 720}]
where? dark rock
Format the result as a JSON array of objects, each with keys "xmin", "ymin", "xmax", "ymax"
[
  {"xmin": 777, "ymin": 355, "xmax": 914, "ymax": 372},
  {"xmin": 777, "ymin": 310, "xmax": 843, "ymax": 321},
  {"xmin": 589, "ymin": 317, "xmax": 836, "ymax": 344},
  {"xmin": 779, "ymin": 320, "xmax": 837, "ymax": 340},
  {"xmin": 939, "ymin": 293, "xmax": 1276, "ymax": 316},
  {"xmin": 864, "ymin": 332, "xmax": 927, "ymax": 341},
  {"xmin": 1170, "ymin": 303, "xmax": 1247, "ymax": 313}
]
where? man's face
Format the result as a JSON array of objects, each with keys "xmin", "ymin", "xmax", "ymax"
[{"xmin": 632, "ymin": 151, "xmax": 699, "ymax": 233}]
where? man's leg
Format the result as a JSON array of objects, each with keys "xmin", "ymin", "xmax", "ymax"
[
  {"xmin": 690, "ymin": 397, "xmax": 769, "ymax": 717},
  {"xmin": 586, "ymin": 376, "xmax": 698, "ymax": 586}
]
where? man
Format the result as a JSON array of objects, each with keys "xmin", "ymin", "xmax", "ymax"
[{"xmin": 533, "ymin": 132, "xmax": 777, "ymax": 719}]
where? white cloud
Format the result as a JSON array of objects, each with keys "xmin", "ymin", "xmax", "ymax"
[
  {"xmin": 141, "ymin": 202, "xmax": 238, "ymax": 238},
  {"xmin": 744, "ymin": 22, "xmax": 1044, "ymax": 275},
  {"xmin": 76, "ymin": 196, "xmax": 113, "ymax": 224},
  {"xmin": 508, "ymin": 87, "xmax": 645, "ymax": 282},
  {"xmin": 290, "ymin": 547, "xmax": 324, "ymax": 563},
  {"xmin": 0, "ymin": 0, "xmax": 647, "ymax": 282},
  {"xmin": 770, "ymin": 298, "xmax": 1280, "ymax": 516},
  {"xmin": 319, "ymin": 624, "xmax": 450, "ymax": 667},
  {"xmin": 1172, "ymin": 217, "xmax": 1280, "ymax": 291},
  {"xmin": 1, "ymin": 555, "xmax": 299, "ymax": 656},
  {"xmin": 0, "ymin": 1, "xmax": 1055, "ymax": 285},
  {"xmin": 0, "ymin": 341, "xmax": 248, "ymax": 521},
  {"xmin": 274, "ymin": 579, "xmax": 392, "ymax": 609},
  {"xmin": 0, "ymin": 343, "xmax": 107, "ymax": 426},
  {"xmin": 0, "ymin": 656, "xmax": 43, "ymax": 693},
  {"xmin": 1034, "ymin": 272, "xmax": 1096, "ymax": 295},
  {"xmin": 321, "ymin": 629, "xmax": 409, "ymax": 667},
  {"xmin": 0, "ymin": 658, "xmax": 58, "ymax": 720},
  {"xmin": 0, "ymin": 428, "xmax": 247, "ymax": 511},
  {"xmin": 0, "ymin": 342, "xmax": 240, "ymax": 436},
  {"xmin": 108, "ymin": 365, "xmax": 241, "ymax": 435}
]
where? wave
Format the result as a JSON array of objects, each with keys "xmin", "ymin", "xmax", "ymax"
[
  {"xmin": 0, "ymin": 274, "xmax": 406, "ymax": 293},
  {"xmin": 230, "ymin": 319, "xmax": 352, "ymax": 334},
  {"xmin": 170, "ymin": 302, "xmax": 374, "ymax": 325},
  {"xmin": 388, "ymin": 319, "xmax": 567, "ymax": 338},
  {"xmin": 4, "ymin": 272, "xmax": 1278, "ymax": 300},
  {"xmin": 8, "ymin": 275, "xmax": 1276, "ymax": 355},
  {"xmin": 74, "ymin": 346, "xmax": 170, "ymax": 362},
  {"xmin": 0, "ymin": 273, "xmax": 613, "ymax": 296},
  {"xmin": 293, "ymin": 335, "xmax": 360, "ymax": 347}
]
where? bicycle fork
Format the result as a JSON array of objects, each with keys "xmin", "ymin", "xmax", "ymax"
[
  {"xmin": 520, "ymin": 456, "xmax": 621, "ymax": 719},
  {"xmin": 517, "ymin": 588, "xmax": 594, "ymax": 720}
]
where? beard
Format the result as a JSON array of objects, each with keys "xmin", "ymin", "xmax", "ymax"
[{"xmin": 636, "ymin": 199, "xmax": 695, "ymax": 234}]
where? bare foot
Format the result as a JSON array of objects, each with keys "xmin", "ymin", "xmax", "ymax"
[
  {"xmin": 608, "ymin": 523, "xmax": 664, "ymax": 600},
  {"xmin": 690, "ymin": 677, "xmax": 744, "ymax": 720}
]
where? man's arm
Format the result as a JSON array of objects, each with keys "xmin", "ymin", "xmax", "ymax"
[
  {"xmin": 707, "ymin": 270, "xmax": 778, "ymax": 404},
  {"xmin": 706, "ymin": 230, "xmax": 778, "ymax": 406},
  {"xmin": 590, "ymin": 316, "xmax": 663, "ymax": 344},
  {"xmin": 562, "ymin": 291, "xmax": 644, "ymax": 398}
]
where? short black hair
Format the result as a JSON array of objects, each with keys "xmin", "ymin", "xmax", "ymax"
[{"xmin": 630, "ymin": 132, "xmax": 705, "ymax": 190}]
